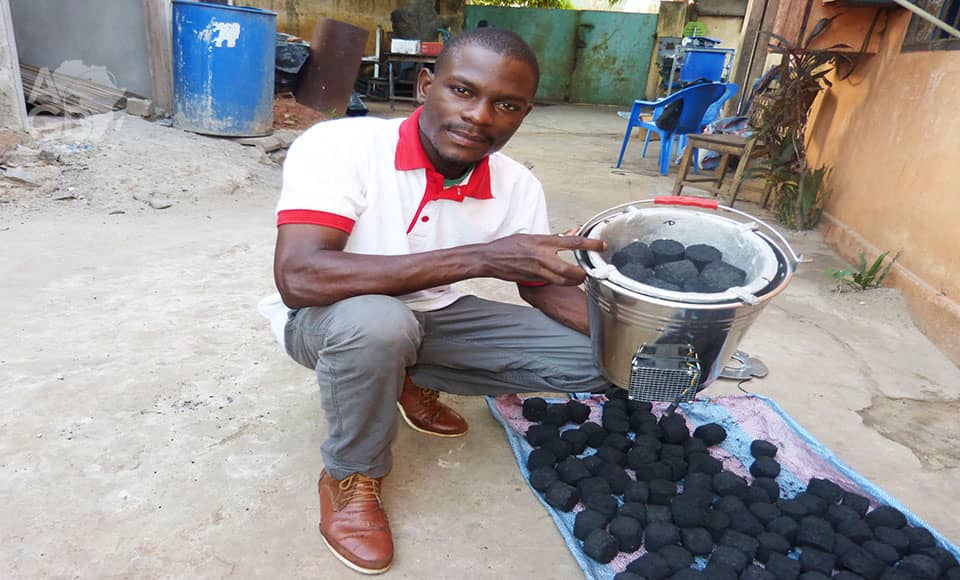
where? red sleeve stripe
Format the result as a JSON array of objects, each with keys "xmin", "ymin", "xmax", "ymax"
[
  {"xmin": 517, "ymin": 281, "xmax": 548, "ymax": 287},
  {"xmin": 277, "ymin": 210, "xmax": 355, "ymax": 234}
]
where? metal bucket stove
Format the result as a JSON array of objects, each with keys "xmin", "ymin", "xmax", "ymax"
[{"xmin": 574, "ymin": 196, "xmax": 800, "ymax": 402}]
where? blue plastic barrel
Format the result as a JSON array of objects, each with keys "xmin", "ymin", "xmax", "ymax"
[
  {"xmin": 172, "ymin": 1, "xmax": 277, "ymax": 136},
  {"xmin": 678, "ymin": 49, "xmax": 727, "ymax": 84}
]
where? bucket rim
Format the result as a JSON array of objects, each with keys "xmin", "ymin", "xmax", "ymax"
[{"xmin": 172, "ymin": 0, "xmax": 278, "ymax": 17}]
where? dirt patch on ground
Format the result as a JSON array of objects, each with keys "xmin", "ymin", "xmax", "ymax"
[
  {"xmin": 859, "ymin": 396, "xmax": 960, "ymax": 470},
  {"xmin": 273, "ymin": 93, "xmax": 326, "ymax": 130}
]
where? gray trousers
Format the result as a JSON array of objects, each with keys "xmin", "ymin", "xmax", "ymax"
[{"xmin": 284, "ymin": 294, "xmax": 606, "ymax": 479}]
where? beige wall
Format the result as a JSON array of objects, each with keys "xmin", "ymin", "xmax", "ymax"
[
  {"xmin": 243, "ymin": 0, "xmax": 466, "ymax": 54},
  {"xmin": 700, "ymin": 16, "xmax": 742, "ymax": 49},
  {"xmin": 806, "ymin": 11, "xmax": 960, "ymax": 365}
]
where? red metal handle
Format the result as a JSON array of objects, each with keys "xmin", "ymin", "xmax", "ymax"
[{"xmin": 653, "ymin": 195, "xmax": 719, "ymax": 210}]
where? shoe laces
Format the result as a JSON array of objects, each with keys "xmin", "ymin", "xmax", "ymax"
[{"xmin": 336, "ymin": 474, "xmax": 383, "ymax": 509}]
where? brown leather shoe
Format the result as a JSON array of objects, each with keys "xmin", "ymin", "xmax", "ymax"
[
  {"xmin": 318, "ymin": 470, "xmax": 393, "ymax": 575},
  {"xmin": 397, "ymin": 376, "xmax": 468, "ymax": 437}
]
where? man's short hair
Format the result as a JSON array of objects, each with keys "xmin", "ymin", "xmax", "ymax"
[{"xmin": 435, "ymin": 28, "xmax": 540, "ymax": 89}]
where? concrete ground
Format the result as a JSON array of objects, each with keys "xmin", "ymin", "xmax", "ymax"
[{"xmin": 1, "ymin": 103, "xmax": 958, "ymax": 579}]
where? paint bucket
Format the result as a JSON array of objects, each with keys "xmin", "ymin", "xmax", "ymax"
[{"xmin": 172, "ymin": 1, "xmax": 277, "ymax": 136}]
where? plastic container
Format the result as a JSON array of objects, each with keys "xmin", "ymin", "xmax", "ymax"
[{"xmin": 172, "ymin": 0, "xmax": 277, "ymax": 136}]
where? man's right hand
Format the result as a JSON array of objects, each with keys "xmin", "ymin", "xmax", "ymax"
[{"xmin": 480, "ymin": 233, "xmax": 606, "ymax": 286}]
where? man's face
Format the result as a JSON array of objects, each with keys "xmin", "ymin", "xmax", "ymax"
[{"xmin": 417, "ymin": 45, "xmax": 537, "ymax": 178}]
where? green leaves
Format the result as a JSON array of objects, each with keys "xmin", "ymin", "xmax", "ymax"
[{"xmin": 830, "ymin": 250, "xmax": 902, "ymax": 292}]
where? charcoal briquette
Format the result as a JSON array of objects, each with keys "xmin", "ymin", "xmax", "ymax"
[
  {"xmin": 743, "ymin": 487, "xmax": 773, "ymax": 506},
  {"xmin": 704, "ymin": 563, "xmax": 740, "ymax": 580},
  {"xmin": 529, "ymin": 465, "xmax": 559, "ymax": 492},
  {"xmin": 688, "ymin": 452, "xmax": 724, "ymax": 475},
  {"xmin": 557, "ymin": 456, "xmax": 592, "ymax": 485},
  {"xmin": 610, "ymin": 515, "xmax": 645, "ymax": 552},
  {"xmin": 833, "ymin": 534, "xmax": 858, "ymax": 558},
  {"xmin": 878, "ymin": 570, "xmax": 912, "ymax": 580},
  {"xmin": 798, "ymin": 573, "xmax": 832, "ymax": 580},
  {"xmin": 682, "ymin": 527, "xmax": 715, "ymax": 555},
  {"xmin": 542, "ymin": 403, "xmax": 572, "ymax": 425},
  {"xmin": 777, "ymin": 498, "xmax": 810, "ymax": 521},
  {"xmin": 707, "ymin": 509, "xmax": 732, "ymax": 542},
  {"xmin": 672, "ymin": 569, "xmax": 706, "ymax": 580},
  {"xmin": 583, "ymin": 528, "xmax": 619, "ymax": 564},
  {"xmin": 636, "ymin": 419, "xmax": 665, "ymax": 439},
  {"xmin": 720, "ymin": 530, "xmax": 760, "ymax": 558},
  {"xmin": 527, "ymin": 448, "xmax": 558, "ymax": 471},
  {"xmin": 800, "ymin": 547, "xmax": 837, "ymax": 575},
  {"xmin": 713, "ymin": 471, "xmax": 749, "ymax": 498},
  {"xmin": 741, "ymin": 565, "xmax": 777, "ymax": 580},
  {"xmin": 578, "ymin": 476, "xmax": 613, "ymax": 500},
  {"xmin": 583, "ymin": 492, "xmax": 620, "ymax": 518},
  {"xmin": 580, "ymin": 420, "xmax": 604, "ymax": 436},
  {"xmin": 806, "ymin": 478, "xmax": 844, "ymax": 504},
  {"xmin": 544, "ymin": 480, "xmax": 580, "ymax": 511},
  {"xmin": 606, "ymin": 396, "xmax": 629, "ymax": 410},
  {"xmin": 561, "ymin": 428, "xmax": 590, "ymax": 455},
  {"xmin": 839, "ymin": 547, "xmax": 886, "ymax": 580},
  {"xmin": 628, "ymin": 445, "xmax": 660, "ymax": 469},
  {"xmin": 565, "ymin": 400, "xmax": 591, "ymax": 424},
  {"xmin": 919, "ymin": 545, "xmax": 959, "ymax": 573},
  {"xmin": 946, "ymin": 567, "xmax": 960, "ymax": 580},
  {"xmin": 619, "ymin": 262, "xmax": 654, "ymax": 283},
  {"xmin": 636, "ymin": 461, "xmax": 674, "ymax": 482},
  {"xmin": 797, "ymin": 516, "xmax": 835, "ymax": 552},
  {"xmin": 627, "ymin": 399, "xmax": 654, "ymax": 415},
  {"xmin": 597, "ymin": 445, "xmax": 627, "ymax": 467},
  {"xmin": 872, "ymin": 527, "xmax": 909, "ymax": 555},
  {"xmin": 671, "ymin": 495, "xmax": 710, "ymax": 528},
  {"xmin": 620, "ymin": 501, "xmax": 648, "ymax": 525},
  {"xmin": 685, "ymin": 437, "xmax": 709, "ymax": 456},
  {"xmin": 767, "ymin": 516, "xmax": 800, "ymax": 543},
  {"xmin": 685, "ymin": 244, "xmax": 722, "ymax": 270},
  {"xmin": 525, "ymin": 423, "xmax": 557, "ymax": 447},
  {"xmin": 683, "ymin": 487, "xmax": 717, "ymax": 508},
  {"xmin": 663, "ymin": 457, "xmax": 690, "ymax": 481},
  {"xmin": 710, "ymin": 545, "xmax": 750, "ymax": 573},
  {"xmin": 756, "ymin": 531, "xmax": 791, "ymax": 563},
  {"xmin": 753, "ymin": 478, "xmax": 782, "ymax": 503},
  {"xmin": 631, "ymin": 412, "xmax": 660, "ymax": 434},
  {"xmin": 603, "ymin": 413, "xmax": 631, "ymax": 435},
  {"xmin": 649, "ymin": 479, "xmax": 679, "ymax": 505},
  {"xmin": 902, "ymin": 526, "xmax": 936, "ymax": 552},
  {"xmin": 684, "ymin": 471, "xmax": 713, "ymax": 490},
  {"xmin": 583, "ymin": 453, "xmax": 605, "ymax": 475},
  {"xmin": 541, "ymin": 437, "xmax": 573, "ymax": 461},
  {"xmin": 574, "ymin": 508, "xmax": 612, "ymax": 540},
  {"xmin": 836, "ymin": 518, "xmax": 873, "ymax": 544},
  {"xmin": 604, "ymin": 432, "xmax": 635, "ymax": 453},
  {"xmin": 659, "ymin": 544, "xmax": 694, "ymax": 573},
  {"xmin": 651, "ymin": 239, "xmax": 686, "ymax": 265},
  {"xmin": 647, "ymin": 504, "xmax": 674, "ymax": 524},
  {"xmin": 834, "ymin": 572, "xmax": 866, "ymax": 580},
  {"xmin": 861, "ymin": 540, "xmax": 898, "ymax": 565},
  {"xmin": 766, "ymin": 552, "xmax": 802, "ymax": 580},
  {"xmin": 521, "ymin": 397, "xmax": 548, "ymax": 422},
  {"xmin": 606, "ymin": 386, "xmax": 629, "ymax": 400},
  {"xmin": 750, "ymin": 502, "xmax": 782, "ymax": 525},
  {"xmin": 699, "ymin": 261, "xmax": 747, "ymax": 292},
  {"xmin": 649, "ymin": 272, "xmax": 684, "ymax": 290},
  {"xmin": 660, "ymin": 414, "xmax": 691, "ymax": 444},
  {"xmin": 898, "ymin": 554, "xmax": 941, "ymax": 580},
  {"xmin": 598, "ymin": 463, "xmax": 632, "ymax": 495},
  {"xmin": 661, "ymin": 443, "xmax": 686, "ymax": 458},
  {"xmin": 691, "ymin": 423, "xmax": 727, "ymax": 446},
  {"xmin": 656, "ymin": 259, "xmax": 700, "ymax": 286},
  {"xmin": 842, "ymin": 492, "xmax": 870, "ymax": 517},
  {"xmin": 615, "ymin": 573, "xmax": 647, "ymax": 580},
  {"xmin": 750, "ymin": 440, "xmax": 779, "ymax": 458},
  {"xmin": 586, "ymin": 427, "xmax": 610, "ymax": 449},
  {"xmin": 645, "ymin": 521, "xmax": 682, "ymax": 551},
  {"xmin": 795, "ymin": 492, "xmax": 829, "ymax": 517},
  {"xmin": 716, "ymin": 496, "xmax": 748, "ymax": 514},
  {"xmin": 864, "ymin": 506, "xmax": 906, "ymax": 530},
  {"xmin": 751, "ymin": 457, "xmax": 782, "ymax": 479},
  {"xmin": 613, "ymin": 241, "xmax": 654, "ymax": 268},
  {"xmin": 826, "ymin": 504, "xmax": 862, "ymax": 528},
  {"xmin": 624, "ymin": 480, "xmax": 650, "ymax": 504},
  {"xmin": 628, "ymin": 552, "xmax": 673, "ymax": 580},
  {"xmin": 728, "ymin": 509, "xmax": 764, "ymax": 536}
]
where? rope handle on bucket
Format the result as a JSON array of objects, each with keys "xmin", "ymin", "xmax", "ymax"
[{"xmin": 653, "ymin": 195, "xmax": 719, "ymax": 210}]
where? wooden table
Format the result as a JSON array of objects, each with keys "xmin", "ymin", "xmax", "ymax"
[{"xmin": 386, "ymin": 53, "xmax": 437, "ymax": 106}]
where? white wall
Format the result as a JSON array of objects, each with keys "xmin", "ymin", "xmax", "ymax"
[{"xmin": 10, "ymin": 0, "xmax": 152, "ymax": 98}]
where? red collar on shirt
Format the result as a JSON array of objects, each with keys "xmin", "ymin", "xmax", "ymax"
[{"xmin": 395, "ymin": 107, "xmax": 493, "ymax": 203}]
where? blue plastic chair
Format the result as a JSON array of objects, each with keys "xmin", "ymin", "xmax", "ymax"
[
  {"xmin": 616, "ymin": 82, "xmax": 726, "ymax": 175},
  {"xmin": 677, "ymin": 82, "xmax": 739, "ymax": 170}
]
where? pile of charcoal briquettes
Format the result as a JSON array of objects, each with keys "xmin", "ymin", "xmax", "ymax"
[
  {"xmin": 523, "ymin": 388, "xmax": 959, "ymax": 580},
  {"xmin": 611, "ymin": 239, "xmax": 746, "ymax": 293}
]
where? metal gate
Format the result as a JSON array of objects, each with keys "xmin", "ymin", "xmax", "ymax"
[{"xmin": 464, "ymin": 6, "xmax": 657, "ymax": 106}]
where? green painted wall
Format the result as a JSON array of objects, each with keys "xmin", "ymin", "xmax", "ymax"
[{"xmin": 464, "ymin": 6, "xmax": 657, "ymax": 105}]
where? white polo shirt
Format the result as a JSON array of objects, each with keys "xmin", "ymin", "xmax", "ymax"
[{"xmin": 260, "ymin": 108, "xmax": 551, "ymax": 345}]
